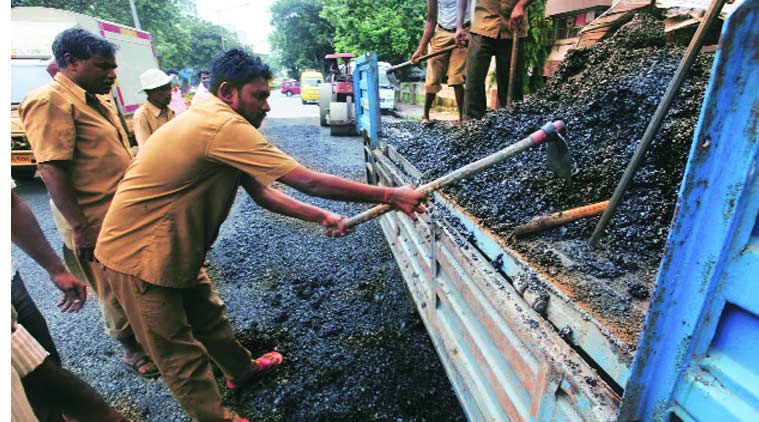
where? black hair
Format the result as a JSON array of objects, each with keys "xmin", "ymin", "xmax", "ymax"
[
  {"xmin": 52, "ymin": 28, "xmax": 116, "ymax": 68},
  {"xmin": 166, "ymin": 69, "xmax": 179, "ymax": 76},
  {"xmin": 209, "ymin": 48, "xmax": 272, "ymax": 94},
  {"xmin": 198, "ymin": 70, "xmax": 209, "ymax": 78}
]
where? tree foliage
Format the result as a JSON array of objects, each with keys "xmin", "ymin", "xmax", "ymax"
[
  {"xmin": 320, "ymin": 0, "xmax": 426, "ymax": 65},
  {"xmin": 268, "ymin": 0, "xmax": 335, "ymax": 79},
  {"xmin": 524, "ymin": 0, "xmax": 551, "ymax": 93}
]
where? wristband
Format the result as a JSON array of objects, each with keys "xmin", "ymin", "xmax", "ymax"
[{"xmin": 383, "ymin": 187, "xmax": 390, "ymax": 203}]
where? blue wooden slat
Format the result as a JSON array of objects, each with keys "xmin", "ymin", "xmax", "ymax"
[{"xmin": 353, "ymin": 51, "xmax": 379, "ymax": 148}]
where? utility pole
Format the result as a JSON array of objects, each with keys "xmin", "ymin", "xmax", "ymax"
[{"xmin": 128, "ymin": 0, "xmax": 141, "ymax": 30}]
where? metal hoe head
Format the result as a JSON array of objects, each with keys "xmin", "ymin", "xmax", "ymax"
[{"xmin": 545, "ymin": 126, "xmax": 573, "ymax": 182}]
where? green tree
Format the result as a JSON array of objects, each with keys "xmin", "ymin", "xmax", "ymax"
[
  {"xmin": 524, "ymin": 0, "xmax": 551, "ymax": 93},
  {"xmin": 320, "ymin": 0, "xmax": 426, "ymax": 65},
  {"xmin": 269, "ymin": 0, "xmax": 335, "ymax": 78}
]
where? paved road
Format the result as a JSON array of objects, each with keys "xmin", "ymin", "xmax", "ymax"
[{"xmin": 12, "ymin": 91, "xmax": 464, "ymax": 421}]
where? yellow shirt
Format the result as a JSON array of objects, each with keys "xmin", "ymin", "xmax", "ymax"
[
  {"xmin": 133, "ymin": 100, "xmax": 175, "ymax": 147},
  {"xmin": 95, "ymin": 95, "xmax": 299, "ymax": 287},
  {"xmin": 471, "ymin": 0, "xmax": 529, "ymax": 39},
  {"xmin": 19, "ymin": 73, "xmax": 133, "ymax": 233}
]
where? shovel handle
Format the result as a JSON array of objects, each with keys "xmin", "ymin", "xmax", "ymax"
[
  {"xmin": 512, "ymin": 200, "xmax": 609, "ymax": 237},
  {"xmin": 344, "ymin": 121, "xmax": 566, "ymax": 229},
  {"xmin": 388, "ymin": 44, "xmax": 459, "ymax": 74}
]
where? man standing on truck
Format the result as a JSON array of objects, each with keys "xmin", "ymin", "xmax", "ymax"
[
  {"xmin": 456, "ymin": 0, "xmax": 530, "ymax": 120},
  {"xmin": 134, "ymin": 68, "xmax": 175, "ymax": 148},
  {"xmin": 18, "ymin": 28, "xmax": 159, "ymax": 380},
  {"xmin": 94, "ymin": 48, "xmax": 427, "ymax": 422},
  {"xmin": 412, "ymin": 0, "xmax": 471, "ymax": 125}
]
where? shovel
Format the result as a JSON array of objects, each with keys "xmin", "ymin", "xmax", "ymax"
[
  {"xmin": 345, "ymin": 120, "xmax": 572, "ymax": 229},
  {"xmin": 386, "ymin": 44, "xmax": 458, "ymax": 88}
]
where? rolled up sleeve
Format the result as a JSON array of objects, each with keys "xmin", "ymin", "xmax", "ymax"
[
  {"xmin": 207, "ymin": 118, "xmax": 299, "ymax": 185},
  {"xmin": 20, "ymin": 95, "xmax": 76, "ymax": 163}
]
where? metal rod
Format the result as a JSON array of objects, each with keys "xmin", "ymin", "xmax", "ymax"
[
  {"xmin": 512, "ymin": 200, "xmax": 609, "ymax": 237},
  {"xmin": 506, "ymin": 36, "xmax": 519, "ymax": 106},
  {"xmin": 388, "ymin": 45, "xmax": 458, "ymax": 73},
  {"xmin": 589, "ymin": 0, "xmax": 727, "ymax": 246},
  {"xmin": 128, "ymin": 0, "xmax": 141, "ymax": 30},
  {"xmin": 345, "ymin": 121, "xmax": 565, "ymax": 229}
]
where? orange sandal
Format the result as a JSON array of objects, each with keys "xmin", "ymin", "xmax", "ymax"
[{"xmin": 226, "ymin": 351, "xmax": 283, "ymax": 390}]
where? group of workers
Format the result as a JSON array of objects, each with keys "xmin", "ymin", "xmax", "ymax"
[
  {"xmin": 12, "ymin": 28, "xmax": 426, "ymax": 422},
  {"xmin": 413, "ymin": 0, "xmax": 529, "ymax": 125}
]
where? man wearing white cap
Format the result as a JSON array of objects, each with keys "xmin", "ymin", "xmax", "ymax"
[{"xmin": 134, "ymin": 68, "xmax": 175, "ymax": 147}]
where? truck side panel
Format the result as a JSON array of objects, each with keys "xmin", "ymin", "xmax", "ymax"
[{"xmin": 369, "ymin": 148, "xmax": 620, "ymax": 421}]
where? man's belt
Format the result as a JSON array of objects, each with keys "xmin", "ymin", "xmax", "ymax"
[{"xmin": 437, "ymin": 22, "xmax": 470, "ymax": 33}]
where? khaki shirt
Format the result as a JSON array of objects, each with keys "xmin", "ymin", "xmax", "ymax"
[
  {"xmin": 19, "ymin": 73, "xmax": 133, "ymax": 235},
  {"xmin": 95, "ymin": 95, "xmax": 299, "ymax": 288},
  {"xmin": 471, "ymin": 0, "xmax": 529, "ymax": 39},
  {"xmin": 133, "ymin": 100, "xmax": 175, "ymax": 147}
]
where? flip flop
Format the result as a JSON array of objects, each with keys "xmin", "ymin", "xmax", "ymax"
[
  {"xmin": 122, "ymin": 355, "xmax": 160, "ymax": 379},
  {"xmin": 226, "ymin": 351, "xmax": 283, "ymax": 390},
  {"xmin": 421, "ymin": 118, "xmax": 432, "ymax": 127}
]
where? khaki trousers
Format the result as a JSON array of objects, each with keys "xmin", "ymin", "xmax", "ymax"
[
  {"xmin": 62, "ymin": 245, "xmax": 133, "ymax": 339},
  {"xmin": 106, "ymin": 267, "xmax": 255, "ymax": 422},
  {"xmin": 424, "ymin": 26, "xmax": 468, "ymax": 94}
]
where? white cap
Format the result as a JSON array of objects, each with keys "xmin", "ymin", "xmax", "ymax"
[{"xmin": 139, "ymin": 68, "xmax": 173, "ymax": 92}]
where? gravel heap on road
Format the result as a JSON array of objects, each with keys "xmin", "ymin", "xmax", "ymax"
[
  {"xmin": 210, "ymin": 120, "xmax": 465, "ymax": 422},
  {"xmin": 381, "ymin": 13, "xmax": 712, "ymax": 346}
]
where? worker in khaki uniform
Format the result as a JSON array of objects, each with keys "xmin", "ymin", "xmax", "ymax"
[
  {"xmin": 19, "ymin": 28, "xmax": 159, "ymax": 379},
  {"xmin": 133, "ymin": 68, "xmax": 175, "ymax": 147},
  {"xmin": 95, "ymin": 48, "xmax": 427, "ymax": 422},
  {"xmin": 412, "ymin": 0, "xmax": 471, "ymax": 125},
  {"xmin": 456, "ymin": 0, "xmax": 530, "ymax": 120}
]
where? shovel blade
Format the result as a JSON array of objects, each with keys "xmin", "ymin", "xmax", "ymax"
[
  {"xmin": 386, "ymin": 70, "xmax": 401, "ymax": 89},
  {"xmin": 547, "ymin": 135, "xmax": 572, "ymax": 181}
]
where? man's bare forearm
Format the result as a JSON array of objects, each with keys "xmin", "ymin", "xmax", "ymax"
[
  {"xmin": 456, "ymin": 0, "xmax": 468, "ymax": 29},
  {"xmin": 415, "ymin": 0, "xmax": 438, "ymax": 55},
  {"xmin": 242, "ymin": 176, "xmax": 330, "ymax": 224},
  {"xmin": 278, "ymin": 166, "xmax": 387, "ymax": 204},
  {"xmin": 37, "ymin": 162, "xmax": 90, "ymax": 231},
  {"xmin": 10, "ymin": 191, "xmax": 66, "ymax": 275}
]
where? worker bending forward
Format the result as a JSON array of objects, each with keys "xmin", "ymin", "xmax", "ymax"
[{"xmin": 94, "ymin": 48, "xmax": 426, "ymax": 422}]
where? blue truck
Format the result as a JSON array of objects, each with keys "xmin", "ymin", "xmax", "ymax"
[{"xmin": 354, "ymin": 1, "xmax": 758, "ymax": 419}]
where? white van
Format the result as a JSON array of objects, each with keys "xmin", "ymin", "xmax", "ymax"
[{"xmin": 377, "ymin": 61, "xmax": 395, "ymax": 111}]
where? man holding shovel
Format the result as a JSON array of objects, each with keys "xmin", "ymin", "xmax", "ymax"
[
  {"xmin": 457, "ymin": 0, "xmax": 530, "ymax": 120},
  {"xmin": 94, "ymin": 48, "xmax": 426, "ymax": 422},
  {"xmin": 412, "ymin": 0, "xmax": 471, "ymax": 125}
]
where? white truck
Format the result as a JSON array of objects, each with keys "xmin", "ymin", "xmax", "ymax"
[{"xmin": 10, "ymin": 6, "xmax": 159, "ymax": 178}]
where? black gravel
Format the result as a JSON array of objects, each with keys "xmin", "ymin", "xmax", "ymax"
[
  {"xmin": 380, "ymin": 13, "xmax": 712, "ymax": 346},
  {"xmin": 12, "ymin": 115, "xmax": 465, "ymax": 421}
]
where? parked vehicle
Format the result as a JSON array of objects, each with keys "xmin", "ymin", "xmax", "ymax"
[
  {"xmin": 281, "ymin": 79, "xmax": 300, "ymax": 96},
  {"xmin": 377, "ymin": 61, "xmax": 395, "ymax": 111},
  {"xmin": 10, "ymin": 6, "xmax": 159, "ymax": 179},
  {"xmin": 318, "ymin": 53, "xmax": 356, "ymax": 135},
  {"xmin": 299, "ymin": 69, "xmax": 323, "ymax": 104},
  {"xmin": 355, "ymin": 1, "xmax": 759, "ymax": 420}
]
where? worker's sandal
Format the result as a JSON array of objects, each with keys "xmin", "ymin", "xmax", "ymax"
[{"xmin": 226, "ymin": 351, "xmax": 283, "ymax": 390}]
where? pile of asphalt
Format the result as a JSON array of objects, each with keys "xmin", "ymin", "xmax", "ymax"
[{"xmin": 381, "ymin": 13, "xmax": 712, "ymax": 346}]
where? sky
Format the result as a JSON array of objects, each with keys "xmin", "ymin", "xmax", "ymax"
[{"xmin": 196, "ymin": 0, "xmax": 276, "ymax": 55}]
